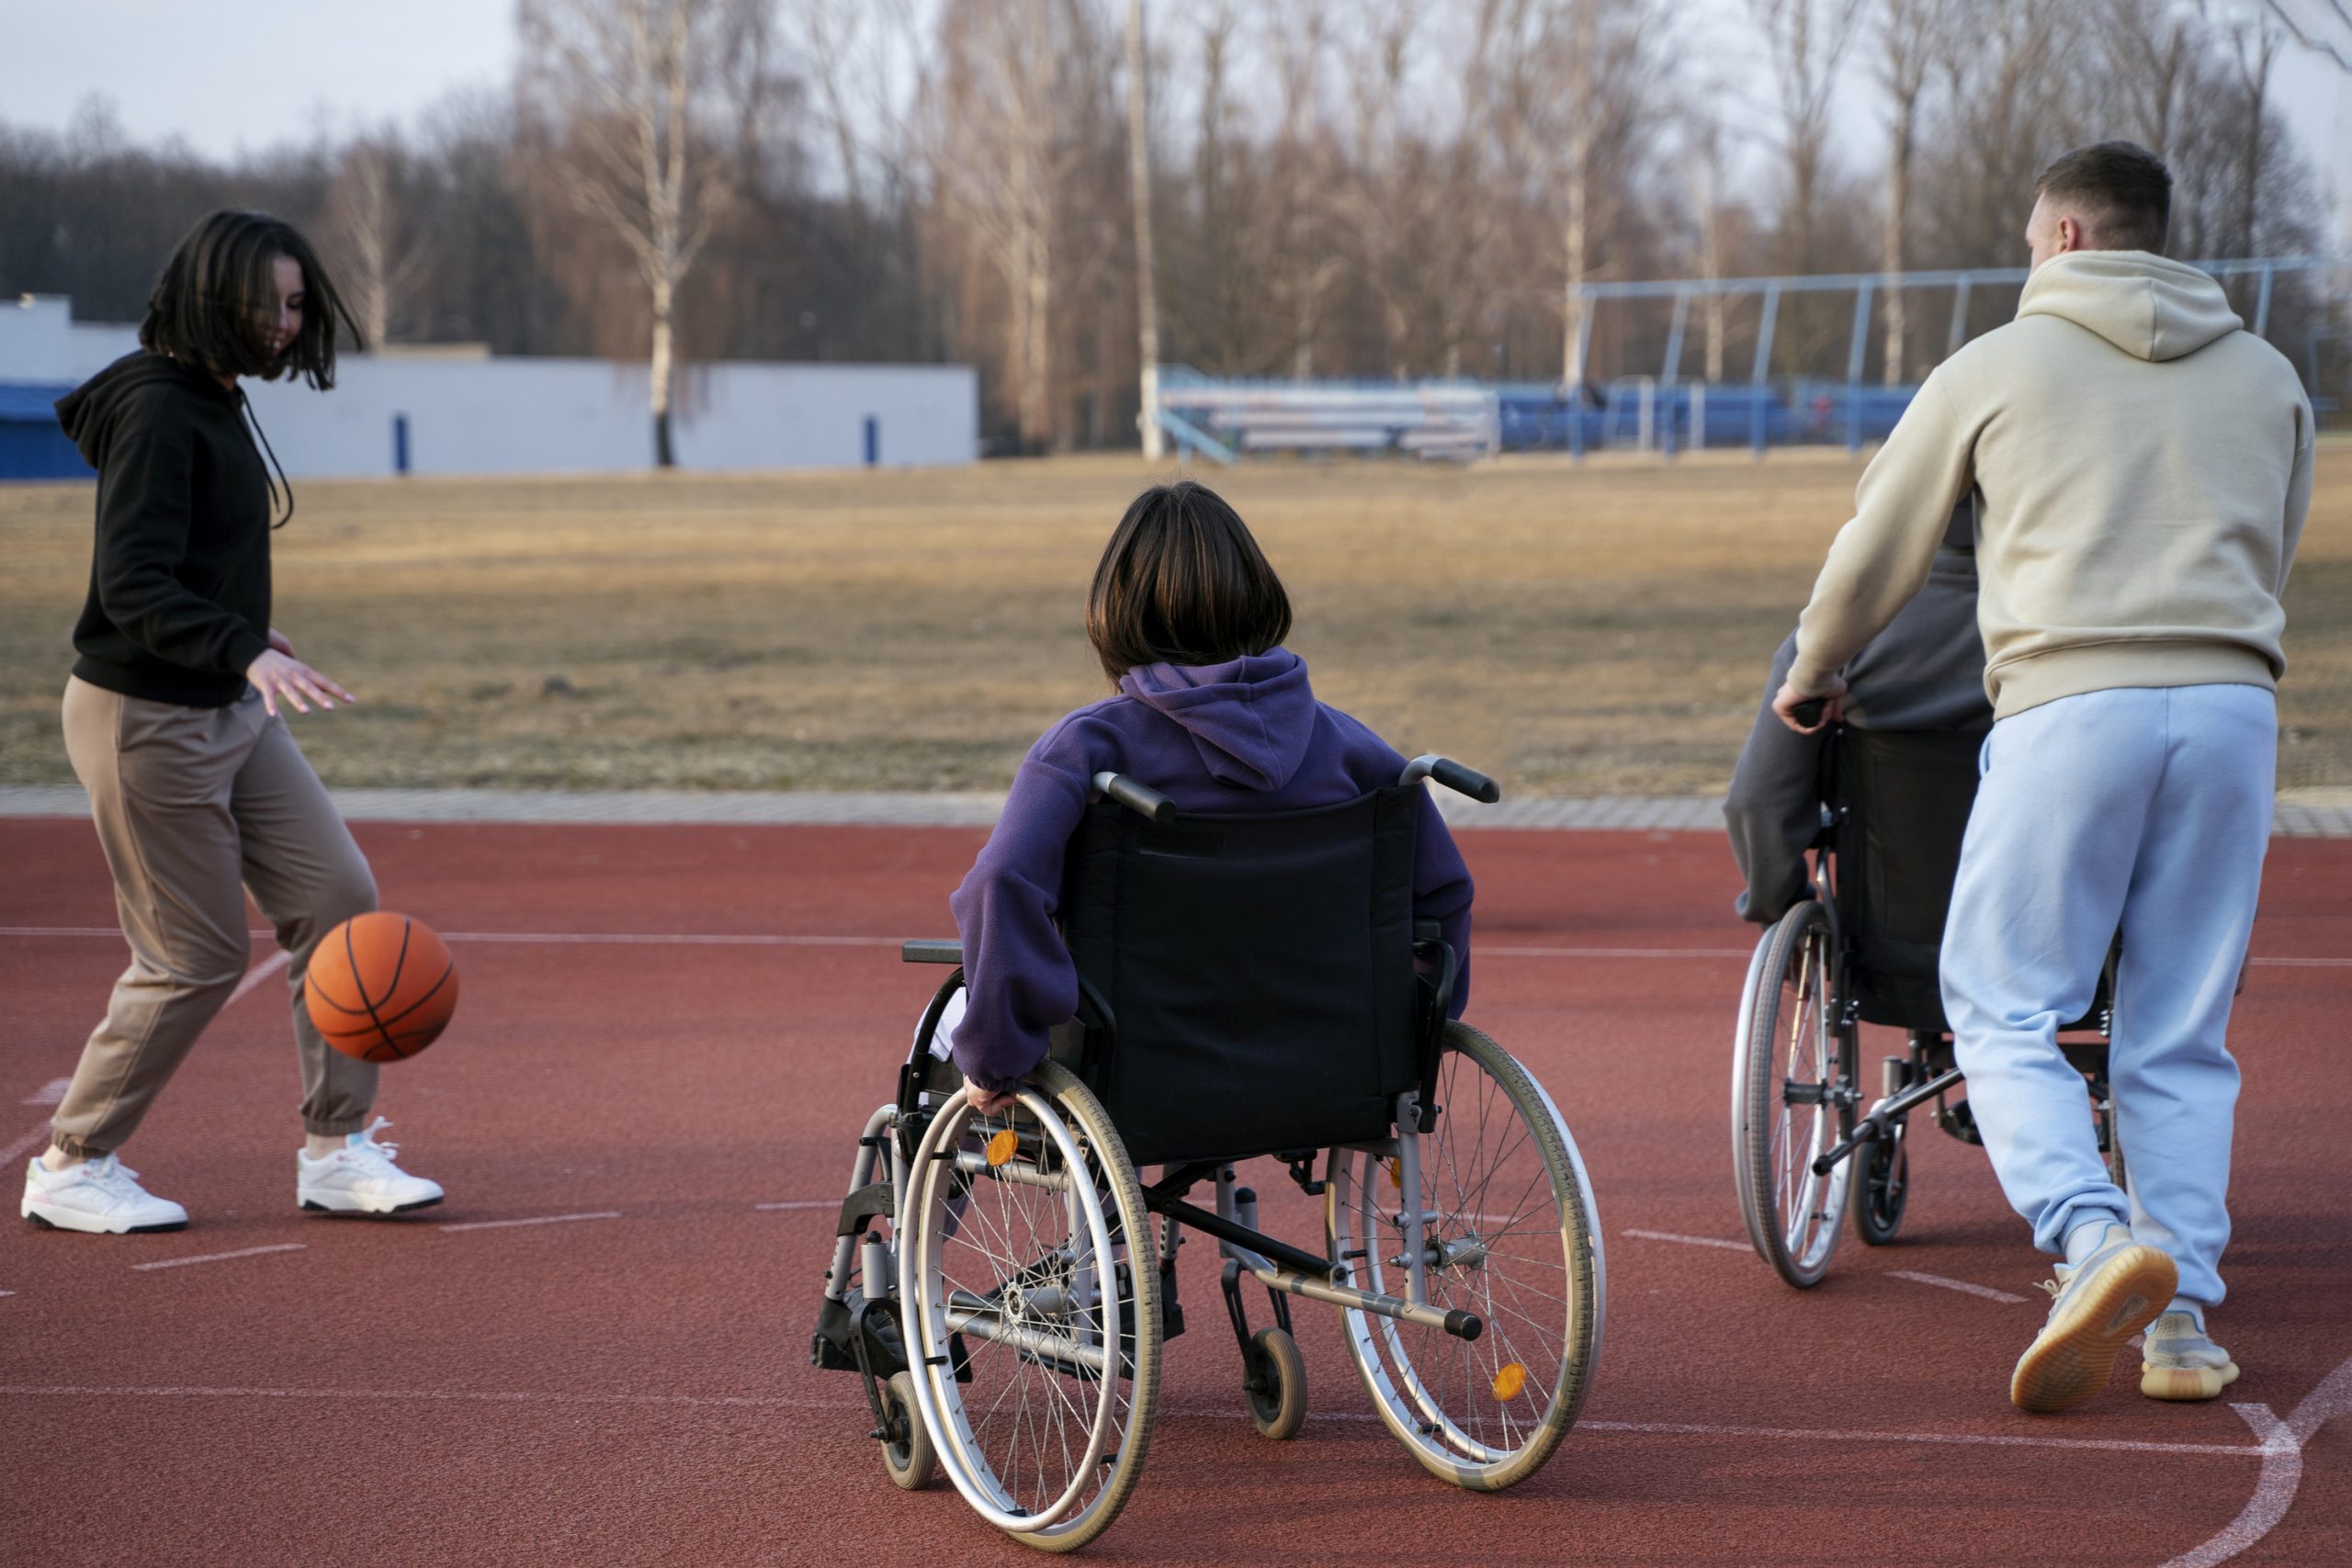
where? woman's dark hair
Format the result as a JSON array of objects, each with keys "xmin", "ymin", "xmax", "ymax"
[
  {"xmin": 140, "ymin": 209, "xmax": 361, "ymax": 388},
  {"xmin": 2034, "ymin": 141, "xmax": 2172, "ymax": 254},
  {"xmin": 1086, "ymin": 480, "xmax": 1293, "ymax": 684}
]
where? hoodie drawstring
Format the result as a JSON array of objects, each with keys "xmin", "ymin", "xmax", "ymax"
[{"xmin": 237, "ymin": 391, "xmax": 295, "ymax": 530}]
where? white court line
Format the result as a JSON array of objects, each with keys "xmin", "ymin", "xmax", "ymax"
[
  {"xmin": 130, "ymin": 1243, "xmax": 307, "ymax": 1273},
  {"xmin": 1888, "ymin": 1269, "xmax": 2031, "ymax": 1304},
  {"xmin": 6, "ymin": 926, "xmax": 2344, "ymax": 967},
  {"xmin": 224, "ymin": 949, "xmax": 291, "ymax": 1007},
  {"xmin": 0, "ymin": 1382, "xmax": 2282, "ymax": 1461},
  {"xmin": 439, "ymin": 1211, "xmax": 620, "ymax": 1234},
  {"xmin": 754, "ymin": 1200, "xmax": 836, "ymax": 1212},
  {"xmin": 0, "ymin": 1122, "xmax": 54, "ymax": 1166},
  {"xmin": 1623, "ymin": 1228, "xmax": 1750, "ymax": 1251},
  {"xmin": 2, "ymin": 953, "xmax": 291, "ymax": 1165}
]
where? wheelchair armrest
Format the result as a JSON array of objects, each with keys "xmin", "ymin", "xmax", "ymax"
[
  {"xmin": 902, "ymin": 940, "xmax": 964, "ymax": 964},
  {"xmin": 1400, "ymin": 753, "xmax": 1502, "ymax": 805}
]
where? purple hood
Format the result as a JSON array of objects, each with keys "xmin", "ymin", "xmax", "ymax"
[{"xmin": 1118, "ymin": 649, "xmax": 1316, "ymax": 792}]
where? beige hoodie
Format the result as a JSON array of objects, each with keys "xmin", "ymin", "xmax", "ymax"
[{"xmin": 1789, "ymin": 250, "xmax": 2315, "ymax": 720}]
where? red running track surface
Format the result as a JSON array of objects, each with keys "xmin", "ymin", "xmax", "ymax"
[{"xmin": 1, "ymin": 818, "xmax": 2346, "ymax": 1567}]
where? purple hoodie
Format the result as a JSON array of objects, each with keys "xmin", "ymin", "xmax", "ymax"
[{"xmin": 946, "ymin": 648, "xmax": 1475, "ymax": 1092}]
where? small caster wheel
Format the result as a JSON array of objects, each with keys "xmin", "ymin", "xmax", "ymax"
[
  {"xmin": 1244, "ymin": 1326, "xmax": 1307, "ymax": 1440},
  {"xmin": 881, "ymin": 1370, "xmax": 937, "ymax": 1490},
  {"xmin": 1855, "ymin": 1125, "xmax": 1909, "ymax": 1247}
]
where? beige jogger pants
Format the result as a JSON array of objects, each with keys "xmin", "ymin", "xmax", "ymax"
[{"xmin": 53, "ymin": 675, "xmax": 379, "ymax": 1158}]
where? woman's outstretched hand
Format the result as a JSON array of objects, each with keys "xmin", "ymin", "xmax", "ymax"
[{"xmin": 247, "ymin": 629, "xmax": 356, "ymax": 717}]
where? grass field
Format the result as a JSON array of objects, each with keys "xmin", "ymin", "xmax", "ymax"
[{"xmin": 4, "ymin": 446, "xmax": 2347, "ymax": 797}]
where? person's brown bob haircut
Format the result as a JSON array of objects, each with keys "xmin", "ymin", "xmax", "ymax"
[
  {"xmin": 140, "ymin": 209, "xmax": 361, "ymax": 389},
  {"xmin": 1086, "ymin": 480, "xmax": 1293, "ymax": 684},
  {"xmin": 2034, "ymin": 141, "xmax": 2171, "ymax": 254}
]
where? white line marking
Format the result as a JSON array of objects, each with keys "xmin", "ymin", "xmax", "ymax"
[
  {"xmin": 21, "ymin": 1077, "xmax": 70, "ymax": 1107},
  {"xmin": 225, "ymin": 949, "xmax": 291, "ymax": 1008},
  {"xmin": 130, "ymin": 1243, "xmax": 307, "ymax": 1273},
  {"xmin": 0, "ymin": 1122, "xmax": 54, "ymax": 1165},
  {"xmin": 0, "ymin": 1291, "xmax": 14, "ymax": 1298},
  {"xmin": 1623, "ymin": 1228, "xmax": 1751, "ymax": 1251},
  {"xmin": 753, "ymin": 1200, "xmax": 837, "ymax": 1212},
  {"xmin": 0, "ymin": 1383, "xmax": 2280, "ymax": 1460},
  {"xmin": 1576, "ymin": 1416, "xmax": 2267, "ymax": 1458},
  {"xmin": 2161, "ymin": 1404, "xmax": 2301, "ymax": 1567},
  {"xmin": 438, "ymin": 1211, "xmax": 620, "ymax": 1234},
  {"xmin": 1888, "ymin": 1269, "xmax": 2031, "ymax": 1304}
]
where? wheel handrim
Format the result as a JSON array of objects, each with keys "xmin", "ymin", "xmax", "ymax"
[
  {"xmin": 1760, "ymin": 919, "xmax": 1852, "ymax": 1275},
  {"xmin": 901, "ymin": 1090, "xmax": 1141, "ymax": 1536},
  {"xmin": 1328, "ymin": 1033, "xmax": 1589, "ymax": 1476}
]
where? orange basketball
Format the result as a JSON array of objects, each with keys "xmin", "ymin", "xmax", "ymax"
[{"xmin": 305, "ymin": 911, "xmax": 458, "ymax": 1062}]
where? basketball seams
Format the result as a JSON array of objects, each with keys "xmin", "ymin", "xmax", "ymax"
[{"xmin": 374, "ymin": 961, "xmax": 455, "ymax": 1030}]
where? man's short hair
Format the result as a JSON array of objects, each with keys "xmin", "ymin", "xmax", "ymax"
[{"xmin": 2033, "ymin": 141, "xmax": 2172, "ymax": 254}]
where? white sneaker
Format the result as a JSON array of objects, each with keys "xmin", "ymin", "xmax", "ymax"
[
  {"xmin": 297, "ymin": 1118, "xmax": 444, "ymax": 1215},
  {"xmin": 22, "ymin": 1154, "xmax": 190, "ymax": 1235}
]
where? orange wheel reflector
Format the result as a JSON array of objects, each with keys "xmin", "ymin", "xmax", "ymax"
[
  {"xmin": 1491, "ymin": 1362, "xmax": 1528, "ymax": 1401},
  {"xmin": 985, "ymin": 1128, "xmax": 1019, "ymax": 1168},
  {"xmin": 1385, "ymin": 1157, "xmax": 1403, "ymax": 1190}
]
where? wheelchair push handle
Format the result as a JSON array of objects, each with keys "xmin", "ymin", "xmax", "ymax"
[
  {"xmin": 1401, "ymin": 753, "xmax": 1502, "ymax": 805},
  {"xmin": 1091, "ymin": 771, "xmax": 1179, "ymax": 824},
  {"xmin": 1790, "ymin": 698, "xmax": 1826, "ymax": 728}
]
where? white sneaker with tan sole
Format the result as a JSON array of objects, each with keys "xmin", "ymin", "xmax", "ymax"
[
  {"xmin": 21, "ymin": 1154, "xmax": 189, "ymax": 1235},
  {"xmin": 2142, "ymin": 1311, "xmax": 2240, "ymax": 1401},
  {"xmin": 297, "ymin": 1118, "xmax": 443, "ymax": 1215},
  {"xmin": 2011, "ymin": 1232, "xmax": 2178, "ymax": 1413}
]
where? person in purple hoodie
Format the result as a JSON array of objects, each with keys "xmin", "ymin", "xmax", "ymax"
[{"xmin": 920, "ymin": 479, "xmax": 1476, "ymax": 1112}]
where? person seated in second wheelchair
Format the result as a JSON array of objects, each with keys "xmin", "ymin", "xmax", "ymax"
[
  {"xmin": 923, "ymin": 479, "xmax": 1474, "ymax": 1108},
  {"xmin": 1724, "ymin": 499, "xmax": 1986, "ymax": 927}
]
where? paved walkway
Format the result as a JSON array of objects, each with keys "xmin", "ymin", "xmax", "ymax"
[{"xmin": 1, "ymin": 785, "xmax": 2345, "ymax": 835}]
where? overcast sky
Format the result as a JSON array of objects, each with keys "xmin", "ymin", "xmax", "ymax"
[{"xmin": 1, "ymin": 0, "xmax": 2345, "ymax": 244}]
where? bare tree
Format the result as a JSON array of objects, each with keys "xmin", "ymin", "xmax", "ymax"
[
  {"xmin": 2208, "ymin": 0, "xmax": 2282, "ymax": 259},
  {"xmin": 929, "ymin": 0, "xmax": 1117, "ymax": 450},
  {"xmin": 1747, "ymin": 0, "xmax": 1868, "ymax": 272},
  {"xmin": 326, "ymin": 137, "xmax": 427, "ymax": 346},
  {"xmin": 517, "ymin": 0, "xmax": 772, "ymax": 467},
  {"xmin": 1125, "ymin": 0, "xmax": 1164, "ymax": 457},
  {"xmin": 2100, "ymin": 0, "xmax": 2203, "ymax": 156},
  {"xmin": 1875, "ymin": 0, "xmax": 1951, "ymax": 383}
]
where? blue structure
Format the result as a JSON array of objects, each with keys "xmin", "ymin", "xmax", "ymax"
[{"xmin": 0, "ymin": 383, "xmax": 91, "ymax": 480}]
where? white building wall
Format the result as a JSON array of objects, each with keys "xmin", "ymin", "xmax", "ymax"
[{"xmin": 1, "ymin": 295, "xmax": 978, "ymax": 476}]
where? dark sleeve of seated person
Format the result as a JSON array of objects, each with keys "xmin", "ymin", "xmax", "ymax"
[{"xmin": 1724, "ymin": 502, "xmax": 1991, "ymax": 925}]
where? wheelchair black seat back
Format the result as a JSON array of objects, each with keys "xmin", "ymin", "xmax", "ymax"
[
  {"xmin": 1059, "ymin": 784, "xmax": 1426, "ymax": 1168},
  {"xmin": 818, "ymin": 761, "xmax": 1605, "ymax": 1551},
  {"xmin": 1731, "ymin": 724, "xmax": 2122, "ymax": 1291},
  {"xmin": 1828, "ymin": 727, "xmax": 1984, "ymax": 1035}
]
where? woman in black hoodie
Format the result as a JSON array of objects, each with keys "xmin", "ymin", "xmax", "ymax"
[{"xmin": 26, "ymin": 210, "xmax": 444, "ymax": 1235}]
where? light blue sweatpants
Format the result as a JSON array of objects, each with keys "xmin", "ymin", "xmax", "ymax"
[{"xmin": 1940, "ymin": 682, "xmax": 2276, "ymax": 1309}]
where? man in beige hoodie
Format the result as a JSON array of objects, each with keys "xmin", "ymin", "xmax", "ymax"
[{"xmin": 1774, "ymin": 142, "xmax": 2313, "ymax": 1413}]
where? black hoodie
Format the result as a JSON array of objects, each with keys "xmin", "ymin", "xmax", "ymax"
[{"xmin": 56, "ymin": 352, "xmax": 276, "ymax": 707}]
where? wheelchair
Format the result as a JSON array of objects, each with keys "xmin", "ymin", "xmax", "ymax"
[
  {"xmin": 810, "ymin": 758, "xmax": 1606, "ymax": 1551},
  {"xmin": 1730, "ymin": 722, "xmax": 2124, "ymax": 1290}
]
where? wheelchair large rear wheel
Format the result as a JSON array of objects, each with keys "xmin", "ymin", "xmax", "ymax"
[
  {"xmin": 899, "ymin": 1062, "xmax": 1160, "ymax": 1552},
  {"xmin": 1733, "ymin": 900, "xmax": 1857, "ymax": 1288},
  {"xmin": 1327, "ymin": 1022, "xmax": 1603, "ymax": 1491}
]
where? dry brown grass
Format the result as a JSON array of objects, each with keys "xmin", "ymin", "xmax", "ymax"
[{"xmin": 4, "ymin": 445, "xmax": 2346, "ymax": 795}]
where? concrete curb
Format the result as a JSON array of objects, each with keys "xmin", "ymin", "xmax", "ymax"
[{"xmin": 1, "ymin": 785, "xmax": 2344, "ymax": 836}]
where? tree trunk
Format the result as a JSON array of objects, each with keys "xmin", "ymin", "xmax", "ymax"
[
  {"xmin": 1559, "ymin": 2, "xmax": 1595, "ymax": 389},
  {"xmin": 650, "ymin": 277, "xmax": 677, "ymax": 468},
  {"xmin": 1125, "ymin": 0, "xmax": 1163, "ymax": 458},
  {"xmin": 1883, "ymin": 109, "xmax": 1912, "ymax": 385}
]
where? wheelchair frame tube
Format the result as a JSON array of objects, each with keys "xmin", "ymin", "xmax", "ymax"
[
  {"xmin": 825, "ymin": 1103, "xmax": 900, "ymax": 1306},
  {"xmin": 1224, "ymin": 1242, "xmax": 1482, "ymax": 1340},
  {"xmin": 1809, "ymin": 1066, "xmax": 1964, "ymax": 1177},
  {"xmin": 944, "ymin": 1299, "xmax": 1115, "ymax": 1375}
]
